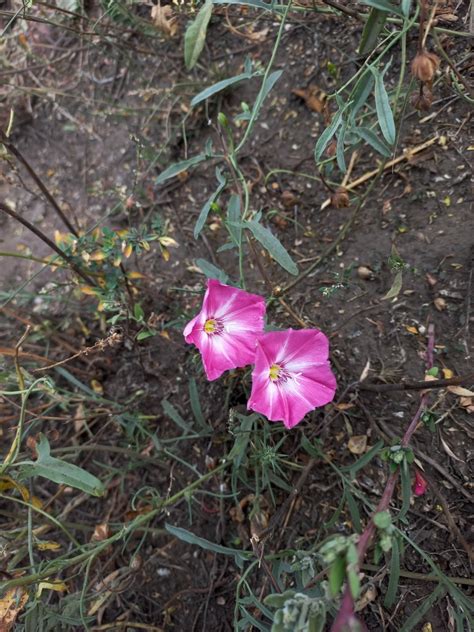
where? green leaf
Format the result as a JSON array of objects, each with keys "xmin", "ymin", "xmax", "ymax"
[
  {"xmin": 184, "ymin": 0, "xmax": 213, "ymax": 70},
  {"xmin": 162, "ymin": 400, "xmax": 192, "ymax": 434},
  {"xmin": 401, "ymin": 0, "xmax": 411, "ymax": 16},
  {"xmin": 372, "ymin": 65, "xmax": 396, "ymax": 145},
  {"xmin": 133, "ymin": 303, "xmax": 144, "ymax": 321},
  {"xmin": 399, "ymin": 459, "xmax": 411, "ymax": 521},
  {"xmin": 341, "ymin": 440, "xmax": 384, "ymax": 475},
  {"xmin": 359, "ymin": 0, "xmax": 403, "ymax": 16},
  {"xmin": 373, "ymin": 510, "xmax": 391, "ymax": 530},
  {"xmin": 329, "ymin": 556, "xmax": 345, "ymax": 597},
  {"xmin": 136, "ymin": 330, "xmax": 155, "ymax": 341},
  {"xmin": 191, "ymin": 71, "xmax": 255, "ymax": 107},
  {"xmin": 165, "ymin": 523, "xmax": 251, "ymax": 568},
  {"xmin": 400, "ymin": 584, "xmax": 447, "ymax": 632},
  {"xmin": 350, "ymin": 70, "xmax": 375, "ymax": 117},
  {"xmin": 228, "ymin": 414, "xmax": 256, "ymax": 468},
  {"xmin": 384, "ymin": 536, "xmax": 400, "ymax": 607},
  {"xmin": 19, "ymin": 434, "xmax": 104, "ymax": 496},
  {"xmin": 336, "ymin": 120, "xmax": 348, "ymax": 172},
  {"xmin": 195, "ymin": 258, "xmax": 229, "ymax": 283},
  {"xmin": 354, "ymin": 126, "xmax": 392, "ymax": 157},
  {"xmin": 345, "ymin": 488, "xmax": 361, "ymax": 533},
  {"xmin": 347, "ymin": 567, "xmax": 361, "ymax": 600},
  {"xmin": 188, "ymin": 378, "xmax": 210, "ymax": 432},
  {"xmin": 358, "ymin": 8, "xmax": 387, "ymax": 55},
  {"xmin": 245, "ymin": 219, "xmax": 298, "ymax": 275},
  {"xmin": 156, "ymin": 153, "xmax": 207, "ymax": 185},
  {"xmin": 226, "ymin": 194, "xmax": 242, "ymax": 245},
  {"xmin": 314, "ymin": 108, "xmax": 344, "ymax": 162},
  {"xmin": 194, "ymin": 167, "xmax": 226, "ymax": 238},
  {"xmin": 382, "ymin": 270, "xmax": 403, "ymax": 300},
  {"xmin": 212, "ymin": 0, "xmax": 286, "ymax": 13}
]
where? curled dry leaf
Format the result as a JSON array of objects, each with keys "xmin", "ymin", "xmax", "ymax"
[
  {"xmin": 91, "ymin": 522, "xmax": 110, "ymax": 542},
  {"xmin": 292, "ymin": 85, "xmax": 327, "ymax": 114},
  {"xmin": 355, "ymin": 585, "xmax": 377, "ymax": 612},
  {"xmin": 357, "ymin": 265, "xmax": 375, "ymax": 280},
  {"xmin": 0, "ymin": 587, "xmax": 28, "ymax": 632},
  {"xmin": 447, "ymin": 386, "xmax": 474, "ymax": 397},
  {"xmin": 151, "ymin": 4, "xmax": 178, "ymax": 38},
  {"xmin": 348, "ymin": 435, "xmax": 368, "ymax": 455}
]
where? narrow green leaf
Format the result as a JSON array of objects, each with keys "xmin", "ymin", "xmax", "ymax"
[
  {"xmin": 345, "ymin": 488, "xmax": 362, "ymax": 533},
  {"xmin": 359, "ymin": 0, "xmax": 404, "ymax": 16},
  {"xmin": 341, "ymin": 440, "xmax": 384, "ymax": 475},
  {"xmin": 245, "ymin": 219, "xmax": 298, "ymax": 275},
  {"xmin": 329, "ymin": 556, "xmax": 345, "ymax": 597},
  {"xmin": 314, "ymin": 109, "xmax": 343, "ymax": 162},
  {"xmin": 165, "ymin": 523, "xmax": 251, "ymax": 568},
  {"xmin": 162, "ymin": 400, "xmax": 192, "ymax": 434},
  {"xmin": 400, "ymin": 584, "xmax": 447, "ymax": 632},
  {"xmin": 226, "ymin": 194, "xmax": 242, "ymax": 245},
  {"xmin": 382, "ymin": 270, "xmax": 403, "ymax": 300},
  {"xmin": 184, "ymin": 0, "xmax": 213, "ymax": 70},
  {"xmin": 401, "ymin": 0, "xmax": 411, "ymax": 16},
  {"xmin": 212, "ymin": 0, "xmax": 286, "ymax": 12},
  {"xmin": 156, "ymin": 153, "xmax": 207, "ymax": 185},
  {"xmin": 372, "ymin": 66, "xmax": 396, "ymax": 145},
  {"xmin": 19, "ymin": 434, "xmax": 104, "ymax": 497},
  {"xmin": 188, "ymin": 378, "xmax": 210, "ymax": 431},
  {"xmin": 133, "ymin": 303, "xmax": 144, "ymax": 321},
  {"xmin": 257, "ymin": 69, "xmax": 283, "ymax": 107},
  {"xmin": 350, "ymin": 71, "xmax": 375, "ymax": 118},
  {"xmin": 195, "ymin": 258, "xmax": 229, "ymax": 283},
  {"xmin": 228, "ymin": 414, "xmax": 255, "ymax": 467},
  {"xmin": 358, "ymin": 9, "xmax": 387, "ymax": 55},
  {"xmin": 354, "ymin": 126, "xmax": 392, "ymax": 157},
  {"xmin": 336, "ymin": 120, "xmax": 347, "ymax": 172},
  {"xmin": 399, "ymin": 459, "xmax": 411, "ymax": 521},
  {"xmin": 136, "ymin": 330, "xmax": 155, "ymax": 341},
  {"xmin": 191, "ymin": 71, "xmax": 254, "ymax": 107},
  {"xmin": 194, "ymin": 167, "xmax": 226, "ymax": 238},
  {"xmin": 347, "ymin": 567, "xmax": 361, "ymax": 600},
  {"xmin": 384, "ymin": 536, "xmax": 400, "ymax": 608}
]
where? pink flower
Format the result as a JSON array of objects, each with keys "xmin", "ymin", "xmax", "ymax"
[
  {"xmin": 247, "ymin": 328, "xmax": 337, "ymax": 428},
  {"xmin": 413, "ymin": 470, "xmax": 428, "ymax": 496},
  {"xmin": 184, "ymin": 279, "xmax": 266, "ymax": 381}
]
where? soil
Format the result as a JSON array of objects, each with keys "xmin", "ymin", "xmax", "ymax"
[{"xmin": 0, "ymin": 1, "xmax": 473, "ymax": 631}]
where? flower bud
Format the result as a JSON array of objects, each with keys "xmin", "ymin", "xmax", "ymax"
[
  {"xmin": 413, "ymin": 470, "xmax": 428, "ymax": 496},
  {"xmin": 411, "ymin": 51, "xmax": 440, "ymax": 83},
  {"xmin": 330, "ymin": 186, "xmax": 350, "ymax": 209}
]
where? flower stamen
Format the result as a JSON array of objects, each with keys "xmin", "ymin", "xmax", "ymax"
[
  {"xmin": 203, "ymin": 318, "xmax": 223, "ymax": 335},
  {"xmin": 269, "ymin": 363, "xmax": 290, "ymax": 383}
]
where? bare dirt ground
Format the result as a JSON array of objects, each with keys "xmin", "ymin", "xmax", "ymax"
[{"xmin": 0, "ymin": 1, "xmax": 473, "ymax": 630}]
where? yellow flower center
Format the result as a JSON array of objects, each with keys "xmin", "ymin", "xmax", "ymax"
[
  {"xmin": 204, "ymin": 318, "xmax": 217, "ymax": 334},
  {"xmin": 269, "ymin": 364, "xmax": 281, "ymax": 381}
]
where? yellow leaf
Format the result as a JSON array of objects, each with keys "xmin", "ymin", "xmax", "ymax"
[
  {"xmin": 0, "ymin": 587, "xmax": 28, "ymax": 631},
  {"xmin": 89, "ymin": 251, "xmax": 107, "ymax": 262},
  {"xmin": 0, "ymin": 476, "xmax": 42, "ymax": 508},
  {"xmin": 442, "ymin": 196, "xmax": 451, "ymax": 207},
  {"xmin": 140, "ymin": 240, "xmax": 151, "ymax": 251},
  {"xmin": 442, "ymin": 368, "xmax": 454, "ymax": 379},
  {"xmin": 36, "ymin": 540, "xmax": 61, "ymax": 551},
  {"xmin": 113, "ymin": 257, "xmax": 122, "ymax": 267},
  {"xmin": 90, "ymin": 380, "xmax": 103, "ymax": 395},
  {"xmin": 122, "ymin": 243, "xmax": 133, "ymax": 258},
  {"xmin": 116, "ymin": 229, "xmax": 128, "ymax": 238},
  {"xmin": 347, "ymin": 435, "xmax": 368, "ymax": 455},
  {"xmin": 128, "ymin": 271, "xmax": 145, "ymax": 279},
  {"xmin": 36, "ymin": 581, "xmax": 67, "ymax": 599},
  {"xmin": 421, "ymin": 624, "xmax": 433, "ymax": 632},
  {"xmin": 162, "ymin": 248, "xmax": 170, "ymax": 262},
  {"xmin": 405, "ymin": 325, "xmax": 418, "ymax": 334},
  {"xmin": 160, "ymin": 331, "xmax": 170, "ymax": 340},
  {"xmin": 79, "ymin": 286, "xmax": 97, "ymax": 296},
  {"xmin": 159, "ymin": 236, "xmax": 179, "ymax": 248}
]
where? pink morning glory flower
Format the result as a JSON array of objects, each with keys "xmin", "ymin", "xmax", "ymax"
[
  {"xmin": 413, "ymin": 470, "xmax": 428, "ymax": 496},
  {"xmin": 184, "ymin": 279, "xmax": 266, "ymax": 381},
  {"xmin": 247, "ymin": 329, "xmax": 337, "ymax": 429}
]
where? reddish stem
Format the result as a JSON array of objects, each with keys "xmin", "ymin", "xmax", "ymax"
[{"xmin": 330, "ymin": 324, "xmax": 435, "ymax": 632}]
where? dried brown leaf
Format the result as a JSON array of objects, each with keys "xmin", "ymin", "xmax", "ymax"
[{"xmin": 151, "ymin": 4, "xmax": 178, "ymax": 37}]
